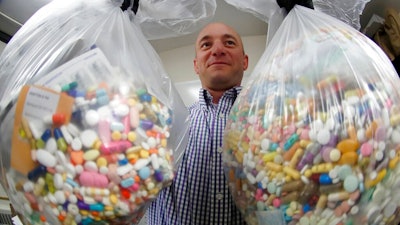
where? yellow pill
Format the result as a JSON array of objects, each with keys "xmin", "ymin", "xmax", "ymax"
[
  {"xmin": 96, "ymin": 157, "xmax": 108, "ymax": 167},
  {"xmin": 160, "ymin": 138, "xmax": 167, "ymax": 148},
  {"xmin": 127, "ymin": 98, "xmax": 137, "ymax": 106},
  {"xmin": 139, "ymin": 150, "xmax": 150, "ymax": 158},
  {"xmin": 365, "ymin": 169, "xmax": 387, "ymax": 188},
  {"xmin": 83, "ymin": 149, "xmax": 100, "ymax": 161},
  {"xmin": 127, "ymin": 131, "xmax": 137, "ymax": 142},
  {"xmin": 283, "ymin": 166, "xmax": 301, "ymax": 180},
  {"xmin": 104, "ymin": 205, "xmax": 113, "ymax": 211},
  {"xmin": 304, "ymin": 169, "xmax": 312, "ymax": 178},
  {"xmin": 109, "ymin": 194, "xmax": 118, "ymax": 205},
  {"xmin": 389, "ymin": 156, "xmax": 399, "ymax": 169},
  {"xmin": 289, "ymin": 149, "xmax": 304, "ymax": 168},
  {"xmin": 390, "ymin": 114, "xmax": 400, "ymax": 126},
  {"xmin": 127, "ymin": 152, "xmax": 139, "ymax": 160},
  {"xmin": 93, "ymin": 139, "xmax": 102, "ymax": 150},
  {"xmin": 111, "ymin": 131, "xmax": 122, "ymax": 141},
  {"xmin": 263, "ymin": 152, "xmax": 278, "ymax": 162},
  {"xmin": 80, "ymin": 210, "xmax": 89, "ymax": 216},
  {"xmin": 299, "ymin": 140, "xmax": 311, "ymax": 148},
  {"xmin": 266, "ymin": 162, "xmax": 283, "ymax": 172}
]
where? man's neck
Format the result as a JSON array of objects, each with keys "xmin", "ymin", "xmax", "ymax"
[{"xmin": 207, "ymin": 89, "xmax": 225, "ymax": 104}]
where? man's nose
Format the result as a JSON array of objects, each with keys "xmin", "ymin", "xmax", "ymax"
[{"xmin": 211, "ymin": 41, "xmax": 225, "ymax": 56}]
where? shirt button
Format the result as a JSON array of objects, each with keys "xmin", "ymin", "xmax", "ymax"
[
  {"xmin": 217, "ymin": 147, "xmax": 223, "ymax": 153},
  {"xmin": 216, "ymin": 193, "xmax": 223, "ymax": 200}
]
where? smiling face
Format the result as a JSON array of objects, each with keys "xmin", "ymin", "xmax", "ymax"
[{"xmin": 194, "ymin": 23, "xmax": 248, "ymax": 93}]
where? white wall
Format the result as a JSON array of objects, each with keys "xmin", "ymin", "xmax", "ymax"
[{"xmin": 159, "ymin": 35, "xmax": 267, "ymax": 105}]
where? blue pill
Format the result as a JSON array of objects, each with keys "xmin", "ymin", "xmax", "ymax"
[
  {"xmin": 319, "ymin": 173, "xmax": 332, "ymax": 184},
  {"xmin": 138, "ymin": 166, "xmax": 151, "ymax": 180}
]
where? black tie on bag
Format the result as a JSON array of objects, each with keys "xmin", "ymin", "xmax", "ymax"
[
  {"xmin": 120, "ymin": 0, "xmax": 140, "ymax": 14},
  {"xmin": 276, "ymin": 0, "xmax": 314, "ymax": 13}
]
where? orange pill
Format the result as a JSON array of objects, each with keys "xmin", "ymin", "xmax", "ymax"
[
  {"xmin": 336, "ymin": 139, "xmax": 359, "ymax": 154},
  {"xmin": 52, "ymin": 113, "xmax": 66, "ymax": 127},
  {"xmin": 338, "ymin": 151, "xmax": 358, "ymax": 165},
  {"xmin": 70, "ymin": 150, "xmax": 84, "ymax": 165},
  {"xmin": 365, "ymin": 121, "xmax": 378, "ymax": 139},
  {"xmin": 347, "ymin": 125, "xmax": 357, "ymax": 140}
]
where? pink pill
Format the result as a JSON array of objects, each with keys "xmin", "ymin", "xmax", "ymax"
[
  {"xmin": 79, "ymin": 171, "xmax": 109, "ymax": 188},
  {"xmin": 360, "ymin": 142, "xmax": 373, "ymax": 157},
  {"xmin": 273, "ymin": 198, "xmax": 281, "ymax": 208}
]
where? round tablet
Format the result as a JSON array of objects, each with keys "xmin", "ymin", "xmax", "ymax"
[{"xmin": 343, "ymin": 174, "xmax": 359, "ymax": 192}]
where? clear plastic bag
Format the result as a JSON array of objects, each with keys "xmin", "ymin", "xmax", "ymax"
[
  {"xmin": 0, "ymin": 0, "xmax": 189, "ymax": 224},
  {"xmin": 313, "ymin": 0, "xmax": 371, "ymax": 31},
  {"xmin": 223, "ymin": 5, "xmax": 400, "ymax": 225},
  {"xmin": 134, "ymin": 0, "xmax": 216, "ymax": 40}
]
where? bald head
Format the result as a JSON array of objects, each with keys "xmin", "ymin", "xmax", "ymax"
[{"xmin": 193, "ymin": 22, "xmax": 248, "ymax": 103}]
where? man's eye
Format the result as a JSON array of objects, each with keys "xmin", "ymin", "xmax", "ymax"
[
  {"xmin": 226, "ymin": 40, "xmax": 236, "ymax": 46},
  {"xmin": 200, "ymin": 42, "xmax": 211, "ymax": 48}
]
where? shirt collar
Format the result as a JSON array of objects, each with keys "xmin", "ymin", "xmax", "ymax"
[{"xmin": 198, "ymin": 86, "xmax": 242, "ymax": 108}]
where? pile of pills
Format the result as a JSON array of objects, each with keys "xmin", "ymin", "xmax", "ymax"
[
  {"xmin": 224, "ymin": 75, "xmax": 400, "ymax": 225},
  {"xmin": 223, "ymin": 75, "xmax": 400, "ymax": 225},
  {"xmin": 11, "ymin": 80, "xmax": 174, "ymax": 224}
]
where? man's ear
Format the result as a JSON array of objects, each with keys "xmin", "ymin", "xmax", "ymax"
[
  {"xmin": 193, "ymin": 59, "xmax": 200, "ymax": 74},
  {"xmin": 243, "ymin": 54, "xmax": 249, "ymax": 71}
]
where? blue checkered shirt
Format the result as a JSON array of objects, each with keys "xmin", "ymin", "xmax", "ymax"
[{"xmin": 147, "ymin": 87, "xmax": 246, "ymax": 225}]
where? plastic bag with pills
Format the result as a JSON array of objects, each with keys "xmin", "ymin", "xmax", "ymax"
[
  {"xmin": 0, "ymin": 0, "xmax": 189, "ymax": 224},
  {"xmin": 222, "ymin": 4, "xmax": 400, "ymax": 225}
]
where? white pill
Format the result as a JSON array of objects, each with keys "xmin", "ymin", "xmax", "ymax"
[
  {"xmin": 75, "ymin": 165, "xmax": 84, "ymax": 174},
  {"xmin": 70, "ymin": 137, "xmax": 83, "ymax": 151},
  {"xmin": 60, "ymin": 125, "xmax": 73, "ymax": 144},
  {"xmin": 150, "ymin": 154, "xmax": 160, "ymax": 170},
  {"xmin": 317, "ymin": 128, "xmax": 330, "ymax": 145},
  {"xmin": 133, "ymin": 158, "xmax": 150, "ymax": 170},
  {"xmin": 53, "ymin": 173, "xmax": 64, "ymax": 189},
  {"xmin": 55, "ymin": 151, "xmax": 68, "ymax": 166},
  {"xmin": 67, "ymin": 123, "xmax": 80, "ymax": 137},
  {"xmin": 46, "ymin": 193, "xmax": 58, "ymax": 204},
  {"xmin": 23, "ymin": 203, "xmax": 33, "ymax": 215},
  {"xmin": 97, "ymin": 106, "xmax": 112, "ymax": 118},
  {"xmin": 147, "ymin": 137, "xmax": 157, "ymax": 148},
  {"xmin": 99, "ymin": 166, "xmax": 109, "ymax": 174},
  {"xmin": 80, "ymin": 129, "xmax": 98, "ymax": 149},
  {"xmin": 85, "ymin": 110, "xmax": 100, "ymax": 126},
  {"xmin": 84, "ymin": 161, "xmax": 98, "ymax": 172},
  {"xmin": 260, "ymin": 138, "xmax": 270, "ymax": 151},
  {"xmin": 69, "ymin": 194, "xmax": 78, "ymax": 204},
  {"xmin": 23, "ymin": 181, "xmax": 34, "ymax": 192},
  {"xmin": 68, "ymin": 204, "xmax": 79, "ymax": 215},
  {"xmin": 28, "ymin": 120, "xmax": 45, "ymax": 140},
  {"xmin": 117, "ymin": 164, "xmax": 133, "ymax": 176},
  {"xmin": 114, "ymin": 104, "xmax": 130, "ymax": 117},
  {"xmin": 36, "ymin": 149, "xmax": 57, "ymax": 167},
  {"xmin": 45, "ymin": 137, "xmax": 57, "ymax": 153},
  {"xmin": 392, "ymin": 129, "xmax": 400, "ymax": 144},
  {"xmin": 54, "ymin": 190, "xmax": 66, "ymax": 204},
  {"xmin": 66, "ymin": 163, "xmax": 76, "ymax": 177}
]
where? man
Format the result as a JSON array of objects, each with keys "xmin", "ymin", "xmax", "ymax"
[{"xmin": 148, "ymin": 22, "xmax": 248, "ymax": 225}]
